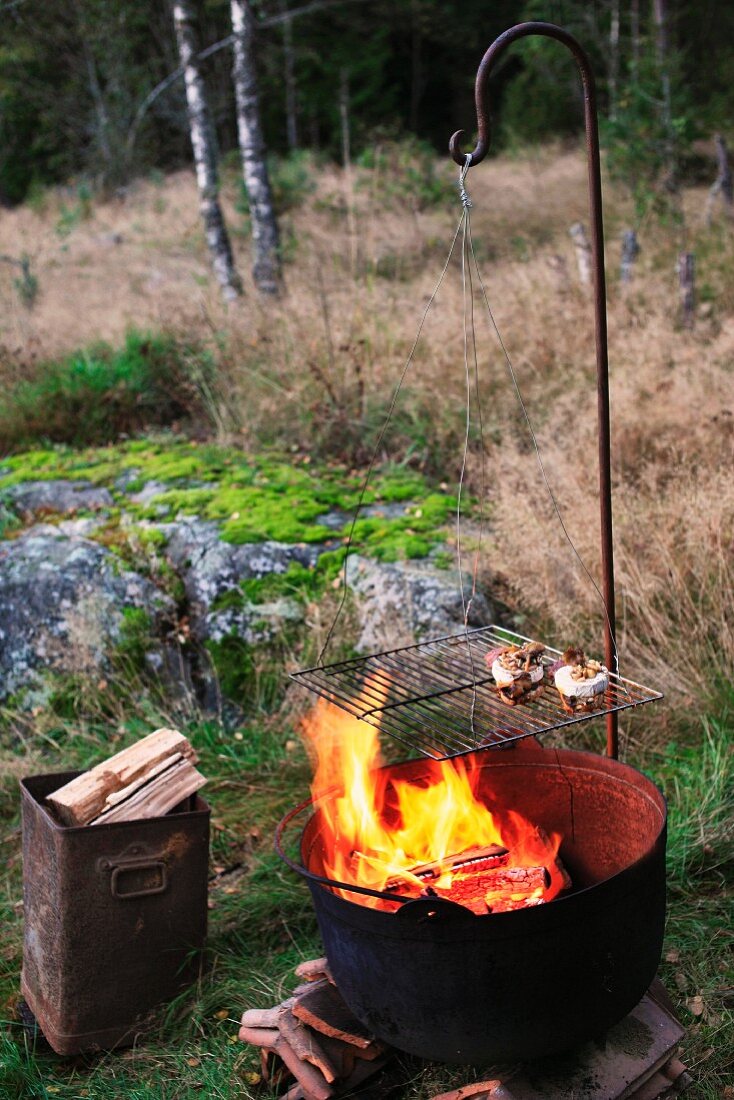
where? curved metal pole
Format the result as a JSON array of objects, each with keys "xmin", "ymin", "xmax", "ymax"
[{"xmin": 450, "ymin": 22, "xmax": 618, "ymax": 759}]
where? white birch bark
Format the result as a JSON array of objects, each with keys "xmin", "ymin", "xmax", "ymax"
[
  {"xmin": 705, "ymin": 134, "xmax": 733, "ymax": 226},
  {"xmin": 172, "ymin": 0, "xmax": 242, "ymax": 301},
  {"xmin": 230, "ymin": 0, "xmax": 281, "ymax": 295}
]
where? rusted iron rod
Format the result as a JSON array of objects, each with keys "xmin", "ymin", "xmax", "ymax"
[{"xmin": 449, "ymin": 21, "xmax": 618, "ymax": 758}]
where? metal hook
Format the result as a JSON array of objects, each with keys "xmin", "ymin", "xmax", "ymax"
[
  {"xmin": 449, "ymin": 22, "xmax": 597, "ymax": 168},
  {"xmin": 448, "ymin": 21, "xmax": 619, "ymax": 760}
]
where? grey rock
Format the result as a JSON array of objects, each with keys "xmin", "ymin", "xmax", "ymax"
[
  {"xmin": 114, "ymin": 469, "xmax": 141, "ymax": 492},
  {"xmin": 162, "ymin": 517, "xmax": 322, "ymax": 634},
  {"xmin": 345, "ymin": 555, "xmax": 493, "ymax": 653},
  {"xmin": 128, "ymin": 480, "xmax": 171, "ymax": 505},
  {"xmin": 316, "ymin": 500, "xmax": 413, "ymax": 531},
  {"xmin": 2, "ymin": 480, "xmax": 113, "ymax": 519},
  {"xmin": 207, "ymin": 597, "xmax": 304, "ymax": 646},
  {"xmin": 0, "ymin": 524, "xmax": 174, "ymax": 702},
  {"xmin": 56, "ymin": 517, "xmax": 104, "ymax": 538}
]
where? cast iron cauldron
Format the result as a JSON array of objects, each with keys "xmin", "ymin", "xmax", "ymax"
[{"xmin": 276, "ymin": 741, "xmax": 667, "ymax": 1063}]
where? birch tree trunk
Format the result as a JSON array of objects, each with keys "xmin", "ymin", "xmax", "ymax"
[
  {"xmin": 230, "ymin": 0, "xmax": 281, "ymax": 295},
  {"xmin": 172, "ymin": 0, "xmax": 241, "ymax": 300}
]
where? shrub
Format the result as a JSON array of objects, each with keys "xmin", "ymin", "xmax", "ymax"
[
  {"xmin": 356, "ymin": 134, "xmax": 452, "ymax": 210},
  {"xmin": 236, "ymin": 149, "xmax": 316, "ymax": 219},
  {"xmin": 0, "ymin": 330, "xmax": 216, "ymax": 451}
]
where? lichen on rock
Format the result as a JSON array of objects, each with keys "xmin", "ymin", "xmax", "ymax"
[{"xmin": 0, "ymin": 524, "xmax": 174, "ymax": 703}]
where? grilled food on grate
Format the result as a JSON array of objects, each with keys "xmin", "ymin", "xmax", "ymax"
[
  {"xmin": 486, "ymin": 641, "xmax": 546, "ymax": 706},
  {"xmin": 553, "ymin": 646, "xmax": 609, "ymax": 714}
]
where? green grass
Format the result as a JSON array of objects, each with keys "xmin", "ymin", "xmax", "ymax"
[
  {"xmin": 0, "ymin": 332, "xmax": 215, "ymax": 450},
  {"xmin": 0, "ymin": 695, "xmax": 731, "ymax": 1099}
]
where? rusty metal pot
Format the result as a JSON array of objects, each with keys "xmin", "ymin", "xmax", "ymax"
[{"xmin": 277, "ymin": 742, "xmax": 666, "ymax": 1063}]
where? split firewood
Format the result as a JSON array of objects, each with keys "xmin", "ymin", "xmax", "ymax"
[
  {"xmin": 295, "ymin": 957, "xmax": 335, "ymax": 984},
  {"xmin": 273, "ymin": 1035, "xmax": 334, "ymax": 1100},
  {"xmin": 389, "ymin": 833, "xmax": 570, "ymax": 915},
  {"xmin": 292, "ymin": 982, "xmax": 374, "ymax": 1048},
  {"xmin": 46, "ymin": 728, "xmax": 202, "ymax": 826},
  {"xmin": 444, "ymin": 864, "xmax": 549, "ymax": 912},
  {"xmin": 404, "ymin": 844, "xmax": 510, "ymax": 883},
  {"xmin": 533, "ymin": 826, "xmax": 572, "ymax": 891},
  {"xmin": 90, "ymin": 757, "xmax": 205, "ymax": 825},
  {"xmin": 261, "ymin": 1046, "xmax": 291, "ymax": 1088},
  {"xmin": 239, "ymin": 1024, "xmax": 279, "ymax": 1047},
  {"xmin": 432, "ymin": 1082, "xmax": 504, "ymax": 1100},
  {"xmin": 239, "ymin": 961, "xmax": 392, "ymax": 1099},
  {"xmin": 315, "ymin": 1032, "xmax": 357, "ymax": 1078},
  {"xmin": 240, "ymin": 1004, "xmax": 283, "ymax": 1031},
  {"xmin": 278, "ymin": 1005, "xmax": 341, "ymax": 1083}
]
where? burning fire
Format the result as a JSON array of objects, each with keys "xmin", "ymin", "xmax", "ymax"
[{"xmin": 301, "ymin": 678, "xmax": 569, "ymax": 914}]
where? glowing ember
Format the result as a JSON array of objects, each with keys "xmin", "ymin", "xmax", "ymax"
[{"xmin": 300, "ymin": 677, "xmax": 570, "ymax": 913}]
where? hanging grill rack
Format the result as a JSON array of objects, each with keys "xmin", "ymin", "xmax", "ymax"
[
  {"xmin": 291, "ymin": 626, "xmax": 662, "ymax": 761},
  {"xmin": 292, "ymin": 22, "xmax": 665, "ymax": 760}
]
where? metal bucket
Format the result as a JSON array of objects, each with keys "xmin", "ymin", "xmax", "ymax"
[
  {"xmin": 277, "ymin": 743, "xmax": 667, "ymax": 1064},
  {"xmin": 20, "ymin": 771, "xmax": 210, "ymax": 1055}
]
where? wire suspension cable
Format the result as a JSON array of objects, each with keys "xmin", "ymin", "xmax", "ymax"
[
  {"xmin": 320, "ymin": 149, "xmax": 624, "ymax": 727},
  {"xmin": 465, "ymin": 216, "xmax": 623, "ymax": 682},
  {"xmin": 318, "ymin": 207, "xmax": 469, "ymax": 663}
]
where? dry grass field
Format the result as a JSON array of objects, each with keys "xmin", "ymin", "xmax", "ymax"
[{"xmin": 2, "ymin": 142, "xmax": 732, "ymax": 717}]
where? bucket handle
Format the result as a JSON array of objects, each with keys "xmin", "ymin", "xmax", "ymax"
[{"xmin": 98, "ymin": 855, "xmax": 169, "ymax": 899}]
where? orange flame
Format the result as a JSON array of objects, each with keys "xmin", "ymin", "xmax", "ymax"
[{"xmin": 301, "ymin": 678, "xmax": 567, "ymax": 913}]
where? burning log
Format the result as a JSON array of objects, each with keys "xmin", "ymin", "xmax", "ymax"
[
  {"xmin": 387, "ymin": 831, "xmax": 571, "ymax": 916},
  {"xmin": 446, "ymin": 865, "xmax": 550, "ymax": 915},
  {"xmin": 239, "ymin": 960, "xmax": 390, "ymax": 1099}
]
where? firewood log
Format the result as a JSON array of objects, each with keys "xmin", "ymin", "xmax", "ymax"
[
  {"xmin": 278, "ymin": 1005, "xmax": 340, "ymax": 1083},
  {"xmin": 292, "ymin": 983, "xmax": 373, "ymax": 1048},
  {"xmin": 46, "ymin": 728, "xmax": 200, "ymax": 826},
  {"xmin": 273, "ymin": 1036, "xmax": 334, "ymax": 1100},
  {"xmin": 238, "ymin": 1024, "xmax": 279, "ymax": 1046}
]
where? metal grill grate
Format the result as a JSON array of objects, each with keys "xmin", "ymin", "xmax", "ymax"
[{"xmin": 291, "ymin": 626, "xmax": 663, "ymax": 760}]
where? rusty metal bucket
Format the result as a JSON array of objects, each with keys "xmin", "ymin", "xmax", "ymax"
[{"xmin": 20, "ymin": 771, "xmax": 210, "ymax": 1055}]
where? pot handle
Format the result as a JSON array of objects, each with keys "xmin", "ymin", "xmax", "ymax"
[
  {"xmin": 394, "ymin": 897, "xmax": 478, "ymax": 924},
  {"xmin": 274, "ymin": 795, "xmax": 413, "ymax": 904}
]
